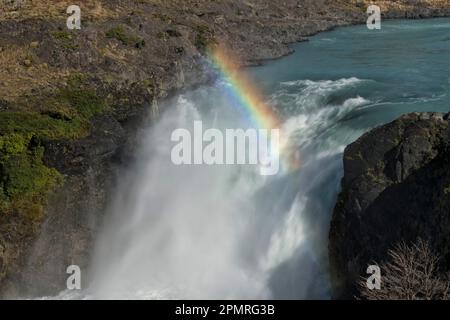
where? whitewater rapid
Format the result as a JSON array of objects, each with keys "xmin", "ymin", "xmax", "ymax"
[
  {"xmin": 40, "ymin": 17, "xmax": 450, "ymax": 300},
  {"xmin": 45, "ymin": 76, "xmax": 363, "ymax": 300}
]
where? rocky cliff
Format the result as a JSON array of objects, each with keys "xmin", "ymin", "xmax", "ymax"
[
  {"xmin": 329, "ymin": 112, "xmax": 450, "ymax": 299},
  {"xmin": 1, "ymin": 0, "xmax": 450, "ymax": 298}
]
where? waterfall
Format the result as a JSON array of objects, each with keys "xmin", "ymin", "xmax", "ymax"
[{"xmin": 77, "ymin": 78, "xmax": 367, "ymax": 299}]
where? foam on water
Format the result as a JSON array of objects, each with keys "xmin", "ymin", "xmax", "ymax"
[
  {"xmin": 46, "ymin": 18, "xmax": 450, "ymax": 300},
  {"xmin": 48, "ymin": 76, "xmax": 363, "ymax": 300}
]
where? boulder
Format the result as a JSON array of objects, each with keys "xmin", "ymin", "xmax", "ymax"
[{"xmin": 329, "ymin": 112, "xmax": 450, "ymax": 299}]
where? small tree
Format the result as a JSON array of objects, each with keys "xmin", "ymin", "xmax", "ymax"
[{"xmin": 360, "ymin": 239, "xmax": 450, "ymax": 300}]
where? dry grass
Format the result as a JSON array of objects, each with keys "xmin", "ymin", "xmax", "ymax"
[
  {"xmin": 1, "ymin": 0, "xmax": 448, "ymax": 21},
  {"xmin": 0, "ymin": 0, "xmax": 120, "ymax": 21},
  {"xmin": 0, "ymin": 0, "xmax": 448, "ymax": 105},
  {"xmin": 0, "ymin": 45, "xmax": 69, "ymax": 106}
]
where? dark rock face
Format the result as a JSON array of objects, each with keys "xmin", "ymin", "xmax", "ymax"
[
  {"xmin": 329, "ymin": 112, "xmax": 450, "ymax": 299},
  {"xmin": 0, "ymin": 113, "xmax": 128, "ymax": 297}
]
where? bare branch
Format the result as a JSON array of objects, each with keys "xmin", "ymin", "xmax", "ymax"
[{"xmin": 359, "ymin": 239, "xmax": 450, "ymax": 300}]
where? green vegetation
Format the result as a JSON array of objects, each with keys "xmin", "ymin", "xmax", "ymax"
[
  {"xmin": 194, "ymin": 25, "xmax": 216, "ymax": 51},
  {"xmin": 51, "ymin": 30, "xmax": 79, "ymax": 50},
  {"xmin": 0, "ymin": 77, "xmax": 108, "ymax": 219},
  {"xmin": 0, "ymin": 135, "xmax": 62, "ymax": 220},
  {"xmin": 152, "ymin": 13, "xmax": 172, "ymax": 24},
  {"xmin": 58, "ymin": 87, "xmax": 107, "ymax": 119},
  {"xmin": 365, "ymin": 168, "xmax": 387, "ymax": 185},
  {"xmin": 157, "ymin": 29, "xmax": 182, "ymax": 39},
  {"xmin": 106, "ymin": 26, "xmax": 145, "ymax": 49}
]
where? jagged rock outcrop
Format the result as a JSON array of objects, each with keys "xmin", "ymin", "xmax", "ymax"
[{"xmin": 329, "ymin": 112, "xmax": 450, "ymax": 299}]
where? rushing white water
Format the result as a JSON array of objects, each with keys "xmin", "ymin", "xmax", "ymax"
[
  {"xmin": 41, "ymin": 18, "xmax": 450, "ymax": 300},
  {"xmin": 66, "ymin": 76, "xmax": 367, "ymax": 300}
]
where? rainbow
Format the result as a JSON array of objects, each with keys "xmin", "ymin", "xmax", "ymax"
[
  {"xmin": 207, "ymin": 45, "xmax": 281, "ymax": 130},
  {"xmin": 206, "ymin": 44, "xmax": 300, "ymax": 172}
]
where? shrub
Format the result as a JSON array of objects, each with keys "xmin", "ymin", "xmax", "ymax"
[
  {"xmin": 194, "ymin": 25, "xmax": 216, "ymax": 52},
  {"xmin": 51, "ymin": 30, "xmax": 79, "ymax": 50},
  {"xmin": 359, "ymin": 239, "xmax": 450, "ymax": 300},
  {"xmin": 106, "ymin": 26, "xmax": 145, "ymax": 48},
  {"xmin": 0, "ymin": 135, "xmax": 62, "ymax": 220},
  {"xmin": 0, "ymin": 77, "xmax": 108, "ymax": 219}
]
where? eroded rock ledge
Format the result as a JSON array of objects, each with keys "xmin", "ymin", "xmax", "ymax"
[{"xmin": 329, "ymin": 112, "xmax": 450, "ymax": 299}]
